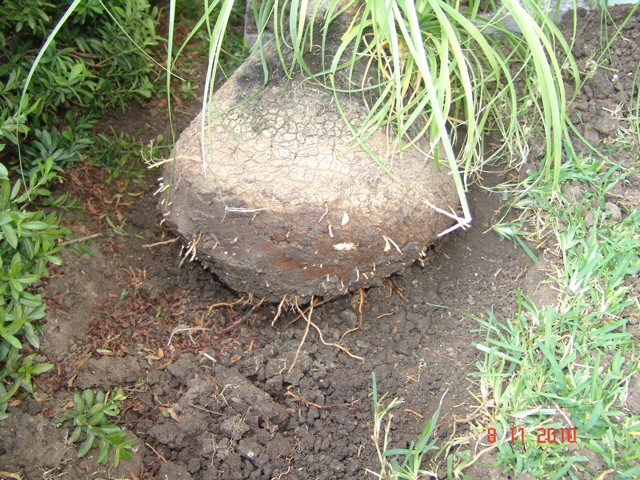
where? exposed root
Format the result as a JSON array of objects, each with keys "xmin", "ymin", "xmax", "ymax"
[
  {"xmin": 283, "ymin": 297, "xmax": 335, "ymax": 330},
  {"xmin": 271, "ymin": 456, "xmax": 293, "ymax": 480},
  {"xmin": 288, "ymin": 296, "xmax": 314, "ymax": 374},
  {"xmin": 386, "ymin": 279, "xmax": 407, "ymax": 300},
  {"xmin": 341, "ymin": 288, "xmax": 365, "ymax": 339},
  {"xmin": 142, "ymin": 237, "xmax": 179, "ymax": 248},
  {"xmin": 284, "ymin": 295, "xmax": 365, "ymax": 371},
  {"xmin": 376, "ymin": 308, "xmax": 399, "ymax": 319},
  {"xmin": 308, "ymin": 320, "xmax": 363, "ymax": 361},
  {"xmin": 200, "ymin": 296, "xmax": 265, "ymax": 336},
  {"xmin": 403, "ymin": 408, "xmax": 424, "ymax": 419},
  {"xmin": 179, "ymin": 232, "xmax": 202, "ymax": 267},
  {"xmin": 208, "ymin": 297, "xmax": 246, "ymax": 314},
  {"xmin": 272, "ymin": 295, "xmax": 289, "ymax": 326},
  {"xmin": 243, "ymin": 293, "xmax": 257, "ymax": 307}
]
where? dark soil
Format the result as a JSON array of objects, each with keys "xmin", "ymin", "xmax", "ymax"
[{"xmin": 1, "ymin": 5, "xmax": 638, "ymax": 480}]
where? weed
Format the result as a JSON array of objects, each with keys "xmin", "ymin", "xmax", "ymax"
[
  {"xmin": 369, "ymin": 372, "xmax": 443, "ymax": 479},
  {"xmin": 59, "ymin": 387, "xmax": 133, "ymax": 468}
]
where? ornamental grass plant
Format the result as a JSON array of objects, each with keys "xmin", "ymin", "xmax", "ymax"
[{"xmin": 164, "ymin": 0, "xmax": 585, "ymax": 233}]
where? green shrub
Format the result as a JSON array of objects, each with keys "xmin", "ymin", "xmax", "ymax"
[
  {"xmin": 0, "ymin": 159, "xmax": 68, "ymax": 419},
  {"xmin": 0, "ymin": 0, "xmax": 167, "ymax": 419},
  {"xmin": 0, "ymin": 0, "xmax": 161, "ymax": 170}
]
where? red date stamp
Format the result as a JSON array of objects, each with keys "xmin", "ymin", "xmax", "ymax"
[{"xmin": 487, "ymin": 427, "xmax": 577, "ymax": 444}]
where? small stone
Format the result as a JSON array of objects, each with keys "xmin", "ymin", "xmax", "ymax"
[
  {"xmin": 582, "ymin": 125, "xmax": 600, "ymax": 144},
  {"xmin": 605, "ymin": 202, "xmax": 622, "ymax": 221},
  {"xmin": 594, "ymin": 116, "xmax": 618, "ymax": 135},
  {"xmin": 583, "ymin": 211, "xmax": 595, "ymax": 228}
]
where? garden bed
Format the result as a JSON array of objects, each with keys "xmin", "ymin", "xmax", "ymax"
[{"xmin": 0, "ymin": 5, "xmax": 638, "ymax": 479}]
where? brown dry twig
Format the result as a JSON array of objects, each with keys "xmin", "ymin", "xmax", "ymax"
[
  {"xmin": 596, "ymin": 470, "xmax": 616, "ymax": 480},
  {"xmin": 0, "ymin": 472, "xmax": 22, "ymax": 480},
  {"xmin": 221, "ymin": 314, "xmax": 250, "ymax": 334},
  {"xmin": 145, "ymin": 442, "xmax": 168, "ymax": 464},
  {"xmin": 510, "ymin": 267, "xmax": 529, "ymax": 286},
  {"xmin": 167, "ymin": 326, "xmax": 213, "ymax": 346}
]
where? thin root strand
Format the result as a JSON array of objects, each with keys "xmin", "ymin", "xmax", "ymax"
[
  {"xmin": 288, "ymin": 295, "xmax": 314, "ymax": 374},
  {"xmin": 341, "ymin": 288, "xmax": 365, "ymax": 339}
]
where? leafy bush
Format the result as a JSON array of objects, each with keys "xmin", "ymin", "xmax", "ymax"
[
  {"xmin": 0, "ymin": 159, "xmax": 66, "ymax": 419},
  {"xmin": 0, "ymin": 0, "xmax": 161, "ymax": 170},
  {"xmin": 0, "ymin": 0, "xmax": 164, "ymax": 419}
]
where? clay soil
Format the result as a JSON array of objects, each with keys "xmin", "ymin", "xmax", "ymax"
[{"xmin": 1, "ymin": 5, "xmax": 638, "ymax": 480}]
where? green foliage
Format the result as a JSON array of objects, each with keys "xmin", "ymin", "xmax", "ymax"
[
  {"xmin": 0, "ymin": 159, "xmax": 65, "ymax": 419},
  {"xmin": 59, "ymin": 388, "xmax": 134, "ymax": 467},
  {"xmin": 467, "ymin": 158, "xmax": 640, "ymax": 477},
  {"xmin": 369, "ymin": 372, "xmax": 443, "ymax": 479},
  {"xmin": 0, "ymin": 0, "xmax": 159, "ymax": 115},
  {"xmin": 0, "ymin": 0, "xmax": 161, "ymax": 170},
  {"xmin": 181, "ymin": 0, "xmax": 582, "ymax": 236},
  {"xmin": 91, "ymin": 128, "xmax": 150, "ymax": 188},
  {"xmin": 0, "ymin": 0, "xmax": 172, "ymax": 419}
]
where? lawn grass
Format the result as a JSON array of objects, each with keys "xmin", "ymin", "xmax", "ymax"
[
  {"xmin": 368, "ymin": 3, "xmax": 639, "ymax": 478},
  {"xmin": 468, "ymin": 152, "xmax": 640, "ymax": 478},
  {"xmin": 371, "ymin": 148, "xmax": 639, "ymax": 480}
]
